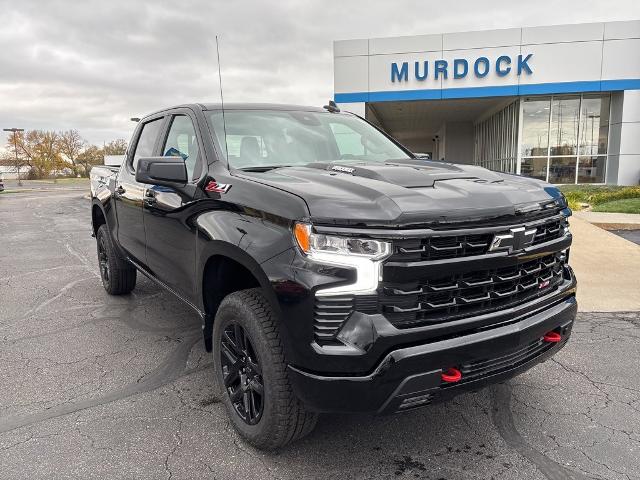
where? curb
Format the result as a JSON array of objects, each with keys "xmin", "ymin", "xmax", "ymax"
[
  {"xmin": 590, "ymin": 222, "xmax": 640, "ymax": 231},
  {"xmin": 573, "ymin": 211, "xmax": 640, "ymax": 231}
]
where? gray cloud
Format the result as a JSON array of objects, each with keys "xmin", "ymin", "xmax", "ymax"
[{"xmin": 1, "ymin": 0, "xmax": 638, "ymax": 147}]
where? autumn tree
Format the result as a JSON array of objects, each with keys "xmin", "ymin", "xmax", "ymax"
[
  {"xmin": 76, "ymin": 145, "xmax": 104, "ymax": 176},
  {"xmin": 14, "ymin": 130, "xmax": 67, "ymax": 178},
  {"xmin": 104, "ymin": 139, "xmax": 127, "ymax": 155},
  {"xmin": 57, "ymin": 130, "xmax": 86, "ymax": 176},
  {"xmin": 5, "ymin": 129, "xmax": 125, "ymax": 179}
]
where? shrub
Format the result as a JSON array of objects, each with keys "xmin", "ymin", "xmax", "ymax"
[{"xmin": 559, "ymin": 185, "xmax": 640, "ymax": 210}]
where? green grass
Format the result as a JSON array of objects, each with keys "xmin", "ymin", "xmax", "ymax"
[
  {"xmin": 559, "ymin": 185, "xmax": 640, "ymax": 211},
  {"xmin": 592, "ymin": 198, "xmax": 640, "ymax": 214}
]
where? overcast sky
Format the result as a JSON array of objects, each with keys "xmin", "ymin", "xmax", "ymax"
[{"xmin": 1, "ymin": 0, "xmax": 638, "ymax": 150}]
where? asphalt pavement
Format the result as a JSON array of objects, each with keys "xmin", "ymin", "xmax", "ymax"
[
  {"xmin": 1, "ymin": 189, "xmax": 639, "ymax": 480},
  {"xmin": 610, "ymin": 229, "xmax": 640, "ymax": 246}
]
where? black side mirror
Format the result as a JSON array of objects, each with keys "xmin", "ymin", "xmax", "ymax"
[{"xmin": 136, "ymin": 156, "xmax": 187, "ymax": 187}]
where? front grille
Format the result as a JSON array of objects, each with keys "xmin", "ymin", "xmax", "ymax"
[
  {"xmin": 533, "ymin": 218, "xmax": 563, "ymax": 245},
  {"xmin": 455, "ymin": 338, "xmax": 553, "ymax": 383},
  {"xmin": 380, "ymin": 252, "xmax": 565, "ymax": 329},
  {"xmin": 390, "ymin": 215, "xmax": 567, "ymax": 262}
]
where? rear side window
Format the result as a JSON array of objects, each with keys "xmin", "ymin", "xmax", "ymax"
[
  {"xmin": 162, "ymin": 115, "xmax": 201, "ymax": 181},
  {"xmin": 132, "ymin": 118, "xmax": 163, "ymax": 171}
]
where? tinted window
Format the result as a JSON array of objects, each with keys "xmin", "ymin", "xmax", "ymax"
[
  {"xmin": 162, "ymin": 115, "xmax": 200, "ymax": 181},
  {"xmin": 132, "ymin": 118, "xmax": 163, "ymax": 171}
]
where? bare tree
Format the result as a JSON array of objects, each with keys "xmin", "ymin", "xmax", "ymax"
[
  {"xmin": 104, "ymin": 139, "xmax": 127, "ymax": 155},
  {"xmin": 57, "ymin": 130, "xmax": 86, "ymax": 176},
  {"xmin": 2, "ymin": 133, "xmax": 29, "ymax": 181}
]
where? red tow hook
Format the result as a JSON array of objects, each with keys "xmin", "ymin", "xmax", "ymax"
[
  {"xmin": 441, "ymin": 367, "xmax": 462, "ymax": 383},
  {"xmin": 543, "ymin": 331, "xmax": 562, "ymax": 343}
]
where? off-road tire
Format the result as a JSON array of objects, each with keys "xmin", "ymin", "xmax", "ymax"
[
  {"xmin": 96, "ymin": 224, "xmax": 136, "ymax": 295},
  {"xmin": 213, "ymin": 288, "xmax": 318, "ymax": 449}
]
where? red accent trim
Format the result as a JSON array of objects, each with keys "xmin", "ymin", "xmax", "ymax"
[
  {"xmin": 543, "ymin": 331, "xmax": 562, "ymax": 343},
  {"xmin": 441, "ymin": 367, "xmax": 462, "ymax": 383},
  {"xmin": 205, "ymin": 181, "xmax": 229, "ymax": 193}
]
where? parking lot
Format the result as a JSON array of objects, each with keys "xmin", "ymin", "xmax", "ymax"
[{"xmin": 1, "ymin": 188, "xmax": 639, "ymax": 480}]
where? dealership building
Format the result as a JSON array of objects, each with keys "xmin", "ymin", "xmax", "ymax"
[{"xmin": 333, "ymin": 20, "xmax": 640, "ymax": 185}]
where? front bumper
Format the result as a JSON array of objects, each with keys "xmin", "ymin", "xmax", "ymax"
[{"xmin": 288, "ymin": 293, "xmax": 576, "ymax": 414}]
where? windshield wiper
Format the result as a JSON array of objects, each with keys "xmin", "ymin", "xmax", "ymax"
[{"xmin": 238, "ymin": 165, "xmax": 294, "ymax": 172}]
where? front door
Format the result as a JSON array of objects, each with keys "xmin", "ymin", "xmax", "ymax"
[
  {"xmin": 143, "ymin": 112, "xmax": 203, "ymax": 302},
  {"xmin": 114, "ymin": 117, "xmax": 164, "ymax": 264}
]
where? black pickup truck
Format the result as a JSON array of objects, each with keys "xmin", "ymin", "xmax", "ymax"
[{"xmin": 90, "ymin": 103, "xmax": 577, "ymax": 449}]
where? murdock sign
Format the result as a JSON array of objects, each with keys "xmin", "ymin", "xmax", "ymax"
[{"xmin": 391, "ymin": 54, "xmax": 533, "ymax": 82}]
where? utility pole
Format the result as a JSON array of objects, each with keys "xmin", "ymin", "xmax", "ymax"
[{"xmin": 3, "ymin": 127, "xmax": 25, "ymax": 186}]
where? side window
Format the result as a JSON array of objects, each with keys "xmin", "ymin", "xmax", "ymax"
[
  {"xmin": 163, "ymin": 115, "xmax": 200, "ymax": 181},
  {"xmin": 330, "ymin": 122, "xmax": 365, "ymax": 157},
  {"xmin": 132, "ymin": 118, "xmax": 163, "ymax": 171}
]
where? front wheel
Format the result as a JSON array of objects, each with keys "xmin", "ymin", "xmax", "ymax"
[
  {"xmin": 96, "ymin": 224, "xmax": 136, "ymax": 295},
  {"xmin": 213, "ymin": 288, "xmax": 318, "ymax": 449}
]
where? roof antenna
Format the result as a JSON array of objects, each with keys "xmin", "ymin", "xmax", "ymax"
[
  {"xmin": 215, "ymin": 35, "xmax": 229, "ymax": 165},
  {"xmin": 323, "ymin": 100, "xmax": 340, "ymax": 113}
]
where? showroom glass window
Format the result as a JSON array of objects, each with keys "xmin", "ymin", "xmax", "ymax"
[{"xmin": 519, "ymin": 94, "xmax": 610, "ymax": 184}]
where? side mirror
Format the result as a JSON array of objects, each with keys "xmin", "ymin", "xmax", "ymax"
[{"xmin": 135, "ymin": 156, "xmax": 187, "ymax": 187}]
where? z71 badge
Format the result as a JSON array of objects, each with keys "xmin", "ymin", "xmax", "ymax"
[{"xmin": 205, "ymin": 181, "xmax": 231, "ymax": 193}]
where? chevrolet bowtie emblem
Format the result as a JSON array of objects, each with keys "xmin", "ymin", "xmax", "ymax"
[{"xmin": 489, "ymin": 227, "xmax": 537, "ymax": 253}]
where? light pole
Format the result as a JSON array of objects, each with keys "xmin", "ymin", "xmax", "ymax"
[{"xmin": 3, "ymin": 127, "xmax": 25, "ymax": 186}]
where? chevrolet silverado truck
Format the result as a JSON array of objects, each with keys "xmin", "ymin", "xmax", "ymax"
[{"xmin": 90, "ymin": 103, "xmax": 577, "ymax": 449}]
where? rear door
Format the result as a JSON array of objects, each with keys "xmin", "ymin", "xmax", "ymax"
[
  {"xmin": 142, "ymin": 110, "xmax": 204, "ymax": 301},
  {"xmin": 114, "ymin": 116, "xmax": 164, "ymax": 264}
]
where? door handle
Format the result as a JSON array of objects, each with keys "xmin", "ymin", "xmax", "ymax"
[
  {"xmin": 144, "ymin": 189, "xmax": 156, "ymax": 205},
  {"xmin": 116, "ymin": 185, "xmax": 126, "ymax": 195}
]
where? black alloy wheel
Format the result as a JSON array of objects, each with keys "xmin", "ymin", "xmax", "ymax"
[
  {"xmin": 212, "ymin": 288, "xmax": 318, "ymax": 449},
  {"xmin": 97, "ymin": 234, "xmax": 110, "ymax": 283},
  {"xmin": 95, "ymin": 224, "xmax": 136, "ymax": 295},
  {"xmin": 220, "ymin": 323, "xmax": 264, "ymax": 425}
]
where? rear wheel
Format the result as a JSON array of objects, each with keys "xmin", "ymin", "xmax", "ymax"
[
  {"xmin": 213, "ymin": 288, "xmax": 318, "ymax": 449},
  {"xmin": 96, "ymin": 224, "xmax": 136, "ymax": 295}
]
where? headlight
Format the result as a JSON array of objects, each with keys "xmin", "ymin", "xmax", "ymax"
[
  {"xmin": 293, "ymin": 223, "xmax": 391, "ymax": 295},
  {"xmin": 294, "ymin": 223, "xmax": 390, "ymax": 259}
]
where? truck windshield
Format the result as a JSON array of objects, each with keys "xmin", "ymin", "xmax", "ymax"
[{"xmin": 208, "ymin": 110, "xmax": 410, "ymax": 170}]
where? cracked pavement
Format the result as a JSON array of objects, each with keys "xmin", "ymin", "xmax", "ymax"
[{"xmin": 1, "ymin": 189, "xmax": 639, "ymax": 479}]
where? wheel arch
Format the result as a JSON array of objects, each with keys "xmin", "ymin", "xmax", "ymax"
[
  {"xmin": 198, "ymin": 241, "xmax": 283, "ymax": 351},
  {"xmin": 91, "ymin": 201, "xmax": 107, "ymax": 235}
]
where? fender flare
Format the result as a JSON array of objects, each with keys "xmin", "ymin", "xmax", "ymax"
[
  {"xmin": 90, "ymin": 200, "xmax": 110, "ymax": 235},
  {"xmin": 91, "ymin": 199, "xmax": 130, "ymax": 262},
  {"xmin": 197, "ymin": 239, "xmax": 282, "ymax": 318},
  {"xmin": 197, "ymin": 240, "xmax": 285, "ymax": 352}
]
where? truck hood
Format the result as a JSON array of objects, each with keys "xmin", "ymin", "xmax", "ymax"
[{"xmin": 239, "ymin": 160, "xmax": 566, "ymax": 227}]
